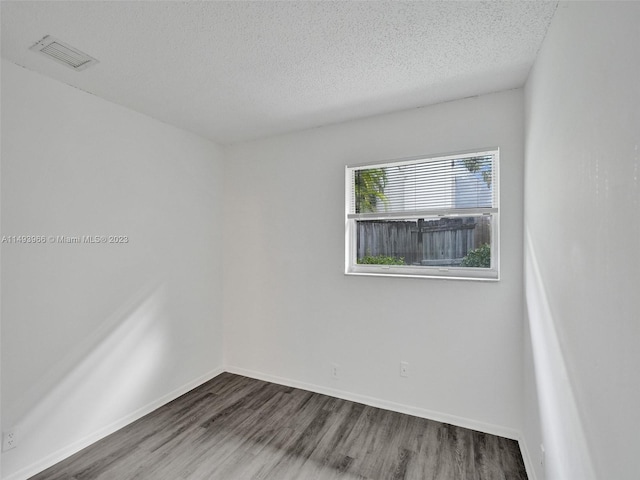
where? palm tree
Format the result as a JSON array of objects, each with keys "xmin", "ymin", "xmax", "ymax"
[
  {"xmin": 354, "ymin": 168, "xmax": 388, "ymax": 213},
  {"xmin": 462, "ymin": 156, "xmax": 492, "ymax": 188}
]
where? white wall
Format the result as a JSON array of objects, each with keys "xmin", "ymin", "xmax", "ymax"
[
  {"xmin": 1, "ymin": 60, "xmax": 225, "ymax": 479},
  {"xmin": 224, "ymin": 89, "xmax": 526, "ymax": 437},
  {"xmin": 524, "ymin": 2, "xmax": 640, "ymax": 479},
  {"xmin": 522, "ymin": 311, "xmax": 543, "ymax": 479}
]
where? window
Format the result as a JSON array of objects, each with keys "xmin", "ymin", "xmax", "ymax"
[{"xmin": 345, "ymin": 149, "xmax": 499, "ymax": 280}]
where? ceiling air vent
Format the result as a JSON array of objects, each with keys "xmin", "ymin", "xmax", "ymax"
[{"xmin": 29, "ymin": 35, "xmax": 99, "ymax": 71}]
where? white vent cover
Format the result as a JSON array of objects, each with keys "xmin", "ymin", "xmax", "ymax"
[{"xmin": 29, "ymin": 35, "xmax": 99, "ymax": 71}]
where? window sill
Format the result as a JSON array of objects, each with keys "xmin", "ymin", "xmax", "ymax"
[{"xmin": 345, "ymin": 266, "xmax": 499, "ymax": 281}]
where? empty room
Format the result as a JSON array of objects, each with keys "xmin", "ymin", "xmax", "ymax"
[{"xmin": 1, "ymin": 1, "xmax": 638, "ymax": 479}]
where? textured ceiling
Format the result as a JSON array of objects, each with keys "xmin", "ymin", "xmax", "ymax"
[{"xmin": 1, "ymin": 1, "xmax": 557, "ymax": 145}]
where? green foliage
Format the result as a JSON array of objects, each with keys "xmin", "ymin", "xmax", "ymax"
[
  {"xmin": 355, "ymin": 168, "xmax": 388, "ymax": 213},
  {"xmin": 462, "ymin": 156, "xmax": 492, "ymax": 188},
  {"xmin": 460, "ymin": 243, "xmax": 491, "ymax": 268},
  {"xmin": 357, "ymin": 254, "xmax": 405, "ymax": 265}
]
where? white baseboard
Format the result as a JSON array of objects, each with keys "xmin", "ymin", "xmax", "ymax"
[
  {"xmin": 4, "ymin": 366, "xmax": 224, "ymax": 480},
  {"xmin": 519, "ymin": 435, "xmax": 539, "ymax": 480},
  {"xmin": 225, "ymin": 365, "xmax": 521, "ymax": 442}
]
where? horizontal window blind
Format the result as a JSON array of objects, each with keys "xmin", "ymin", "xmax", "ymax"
[{"xmin": 348, "ymin": 151, "xmax": 497, "ymax": 218}]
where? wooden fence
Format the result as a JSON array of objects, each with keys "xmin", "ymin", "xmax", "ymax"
[{"xmin": 357, "ymin": 217, "xmax": 490, "ymax": 266}]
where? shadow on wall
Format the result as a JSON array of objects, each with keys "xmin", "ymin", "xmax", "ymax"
[
  {"xmin": 524, "ymin": 229, "xmax": 596, "ymax": 480},
  {"xmin": 4, "ymin": 281, "xmax": 170, "ymax": 466}
]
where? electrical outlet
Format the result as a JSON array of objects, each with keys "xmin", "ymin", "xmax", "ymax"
[
  {"xmin": 540, "ymin": 444, "xmax": 545, "ymax": 468},
  {"xmin": 3, "ymin": 429, "xmax": 17, "ymax": 451},
  {"xmin": 400, "ymin": 361, "xmax": 409, "ymax": 377},
  {"xmin": 331, "ymin": 363, "xmax": 340, "ymax": 379}
]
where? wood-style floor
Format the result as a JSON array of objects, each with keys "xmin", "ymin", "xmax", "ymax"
[{"xmin": 31, "ymin": 373, "xmax": 528, "ymax": 480}]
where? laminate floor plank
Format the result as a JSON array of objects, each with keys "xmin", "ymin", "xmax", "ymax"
[{"xmin": 30, "ymin": 373, "xmax": 527, "ymax": 480}]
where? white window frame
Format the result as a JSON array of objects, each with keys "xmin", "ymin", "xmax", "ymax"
[{"xmin": 345, "ymin": 148, "xmax": 500, "ymax": 281}]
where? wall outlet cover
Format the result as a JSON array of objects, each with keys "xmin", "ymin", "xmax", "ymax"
[{"xmin": 3, "ymin": 429, "xmax": 17, "ymax": 451}]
